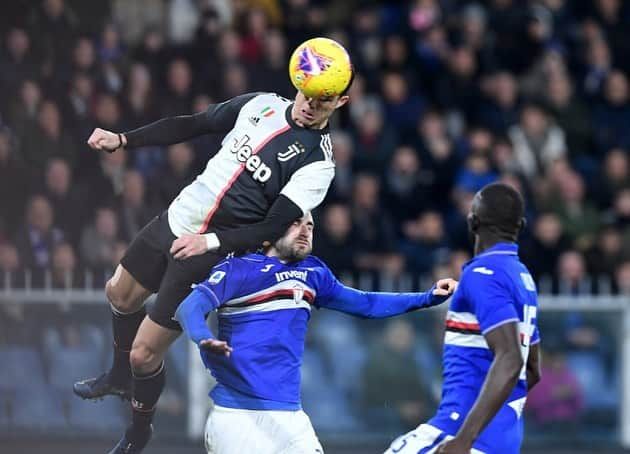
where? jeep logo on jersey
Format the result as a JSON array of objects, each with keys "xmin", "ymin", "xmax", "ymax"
[
  {"xmin": 230, "ymin": 135, "xmax": 272, "ymax": 183},
  {"xmin": 277, "ymin": 141, "xmax": 306, "ymax": 162}
]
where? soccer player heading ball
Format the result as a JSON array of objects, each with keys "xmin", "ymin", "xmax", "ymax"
[{"xmin": 73, "ymin": 37, "xmax": 353, "ymax": 454}]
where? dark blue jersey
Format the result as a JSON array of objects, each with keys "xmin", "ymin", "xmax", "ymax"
[
  {"xmin": 175, "ymin": 252, "xmax": 448, "ymax": 410},
  {"xmin": 428, "ymin": 243, "xmax": 540, "ymax": 453}
]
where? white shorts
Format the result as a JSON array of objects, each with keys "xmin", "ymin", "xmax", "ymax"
[
  {"xmin": 383, "ymin": 424, "xmax": 486, "ymax": 454},
  {"xmin": 204, "ymin": 404, "xmax": 324, "ymax": 454}
]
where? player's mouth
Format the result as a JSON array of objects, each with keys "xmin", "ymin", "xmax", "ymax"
[{"xmin": 301, "ymin": 110, "xmax": 315, "ymax": 121}]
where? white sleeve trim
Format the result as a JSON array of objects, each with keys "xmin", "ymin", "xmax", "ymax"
[
  {"xmin": 280, "ymin": 160, "xmax": 335, "ymax": 214},
  {"xmin": 481, "ymin": 318, "xmax": 520, "ymax": 335}
]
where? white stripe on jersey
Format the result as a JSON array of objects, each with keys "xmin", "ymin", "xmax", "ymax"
[
  {"xmin": 444, "ymin": 331, "xmax": 489, "ymax": 349},
  {"xmin": 167, "ymin": 94, "xmax": 293, "ymax": 236},
  {"xmin": 223, "ymin": 279, "xmax": 317, "ymax": 306},
  {"xmin": 446, "ymin": 311, "xmax": 479, "ymax": 324},
  {"xmin": 218, "ymin": 298, "xmax": 312, "ymax": 316}
]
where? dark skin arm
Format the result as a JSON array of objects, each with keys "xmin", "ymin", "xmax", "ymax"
[
  {"xmin": 526, "ymin": 342, "xmax": 541, "ymax": 391},
  {"xmin": 436, "ymin": 322, "xmax": 524, "ymax": 454}
]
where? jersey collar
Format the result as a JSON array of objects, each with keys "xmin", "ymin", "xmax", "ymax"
[{"xmin": 464, "ymin": 242, "xmax": 519, "ymax": 268}]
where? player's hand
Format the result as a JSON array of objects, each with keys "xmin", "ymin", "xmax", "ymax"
[
  {"xmin": 87, "ymin": 127, "xmax": 125, "ymax": 153},
  {"xmin": 170, "ymin": 234, "xmax": 209, "ymax": 260},
  {"xmin": 435, "ymin": 437, "xmax": 472, "ymax": 454},
  {"xmin": 433, "ymin": 278, "xmax": 458, "ymax": 296},
  {"xmin": 199, "ymin": 339, "xmax": 233, "ymax": 357}
]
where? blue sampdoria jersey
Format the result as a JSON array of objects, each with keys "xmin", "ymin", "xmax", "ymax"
[
  {"xmin": 175, "ymin": 252, "xmax": 446, "ymax": 411},
  {"xmin": 428, "ymin": 243, "xmax": 539, "ymax": 454}
]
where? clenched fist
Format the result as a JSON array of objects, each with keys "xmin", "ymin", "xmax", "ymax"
[{"xmin": 87, "ymin": 128, "xmax": 126, "ymax": 153}]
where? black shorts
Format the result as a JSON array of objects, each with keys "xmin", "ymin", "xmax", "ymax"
[{"xmin": 120, "ymin": 211, "xmax": 224, "ymax": 331}]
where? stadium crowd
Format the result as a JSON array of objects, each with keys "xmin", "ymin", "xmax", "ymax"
[{"xmin": 0, "ymin": 0, "xmax": 627, "ymax": 442}]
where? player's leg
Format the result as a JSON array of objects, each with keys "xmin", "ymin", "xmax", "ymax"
[
  {"xmin": 112, "ymin": 249, "xmax": 225, "ymax": 453},
  {"xmin": 279, "ymin": 410, "xmax": 324, "ymax": 454},
  {"xmin": 204, "ymin": 406, "xmax": 277, "ymax": 454},
  {"xmin": 73, "ymin": 215, "xmax": 167, "ymax": 401},
  {"xmin": 383, "ymin": 424, "xmax": 452, "ymax": 454}
]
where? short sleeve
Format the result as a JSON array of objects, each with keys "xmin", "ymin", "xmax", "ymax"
[
  {"xmin": 195, "ymin": 259, "xmax": 241, "ymax": 306},
  {"xmin": 280, "ymin": 160, "xmax": 335, "ymax": 214},
  {"xmin": 463, "ymin": 268, "xmax": 520, "ymax": 335}
]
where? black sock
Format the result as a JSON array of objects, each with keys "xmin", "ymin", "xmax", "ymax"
[
  {"xmin": 131, "ymin": 362, "xmax": 165, "ymax": 429},
  {"xmin": 109, "ymin": 305, "xmax": 146, "ymax": 385}
]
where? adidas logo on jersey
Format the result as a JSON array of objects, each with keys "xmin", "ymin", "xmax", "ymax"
[
  {"xmin": 230, "ymin": 134, "xmax": 272, "ymax": 183},
  {"xmin": 278, "ymin": 142, "xmax": 306, "ymax": 162}
]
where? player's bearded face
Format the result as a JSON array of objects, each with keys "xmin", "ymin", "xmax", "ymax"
[
  {"xmin": 292, "ymin": 91, "xmax": 349, "ymax": 129},
  {"xmin": 274, "ymin": 215, "xmax": 314, "ymax": 262}
]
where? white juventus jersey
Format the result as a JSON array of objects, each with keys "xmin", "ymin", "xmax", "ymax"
[{"xmin": 167, "ymin": 93, "xmax": 335, "ymax": 236}]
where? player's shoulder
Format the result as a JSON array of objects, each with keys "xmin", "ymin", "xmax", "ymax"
[
  {"xmin": 244, "ymin": 92, "xmax": 292, "ymax": 109},
  {"xmin": 300, "ymin": 255, "xmax": 329, "ymax": 270}
]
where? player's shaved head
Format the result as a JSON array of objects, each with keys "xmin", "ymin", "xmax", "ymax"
[{"xmin": 469, "ymin": 182, "xmax": 525, "ymax": 242}]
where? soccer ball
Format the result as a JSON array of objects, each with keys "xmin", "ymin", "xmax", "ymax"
[{"xmin": 288, "ymin": 37, "xmax": 353, "ymax": 98}]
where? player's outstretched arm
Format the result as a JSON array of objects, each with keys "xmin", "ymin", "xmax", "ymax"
[
  {"xmin": 436, "ymin": 322, "xmax": 523, "ymax": 454},
  {"xmin": 86, "ymin": 93, "xmax": 259, "ymax": 153},
  {"xmin": 321, "ymin": 278, "xmax": 458, "ymax": 318},
  {"xmin": 174, "ymin": 287, "xmax": 232, "ymax": 357}
]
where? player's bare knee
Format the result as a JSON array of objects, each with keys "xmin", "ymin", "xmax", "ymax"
[
  {"xmin": 129, "ymin": 343, "xmax": 158, "ymax": 374},
  {"xmin": 106, "ymin": 278, "xmax": 138, "ymax": 313}
]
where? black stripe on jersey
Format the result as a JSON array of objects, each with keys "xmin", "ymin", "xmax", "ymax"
[
  {"xmin": 230, "ymin": 289, "xmax": 315, "ymax": 307},
  {"xmin": 445, "ymin": 326, "xmax": 482, "ymax": 336}
]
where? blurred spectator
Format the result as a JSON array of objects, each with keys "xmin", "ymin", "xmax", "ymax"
[
  {"xmin": 362, "ymin": 319, "xmax": 432, "ymax": 431},
  {"xmin": 327, "ymin": 130, "xmax": 354, "ymax": 202},
  {"xmin": 238, "ymin": 8, "xmax": 268, "ymax": 65},
  {"xmin": 453, "ymin": 153, "xmax": 498, "ymax": 195},
  {"xmin": 161, "ymin": 58, "xmax": 195, "ymax": 117},
  {"xmin": 20, "ymin": 99, "xmax": 77, "ymax": 173},
  {"xmin": 7, "ymin": 78, "xmax": 41, "ymax": 141},
  {"xmin": 476, "ymin": 72, "xmax": 520, "ymax": 133},
  {"xmin": 0, "ymin": 243, "xmax": 21, "ymax": 276},
  {"xmin": 609, "ymin": 188, "xmax": 630, "ymax": 239},
  {"xmin": 313, "ymin": 203, "xmax": 357, "ymax": 273},
  {"xmin": 582, "ymin": 37, "xmax": 612, "ymax": 97},
  {"xmin": 351, "ymin": 97, "xmax": 398, "ymax": 173},
  {"xmin": 380, "ymin": 71, "xmax": 425, "ymax": 136},
  {"xmin": 592, "ymin": 148, "xmax": 630, "ymax": 210},
  {"xmin": 556, "ymin": 250, "xmax": 589, "ymax": 294},
  {"xmin": 151, "ymin": 143, "xmax": 196, "ymax": 210},
  {"xmin": 615, "ymin": 261, "xmax": 630, "ymax": 295},
  {"xmin": 27, "ymin": 0, "xmax": 78, "ymax": 68},
  {"xmin": 585, "ymin": 225, "xmax": 628, "ymax": 280},
  {"xmin": 221, "ymin": 63, "xmax": 249, "ymax": 99},
  {"xmin": 114, "ymin": 170, "xmax": 154, "ymax": 242},
  {"xmin": 0, "ymin": 127, "xmax": 29, "ymax": 236},
  {"xmin": 550, "ymin": 170, "xmax": 600, "ymax": 250},
  {"xmin": 592, "ymin": 70, "xmax": 630, "ymax": 153},
  {"xmin": 521, "ymin": 212, "xmax": 571, "ymax": 281},
  {"xmin": 527, "ymin": 345, "xmax": 584, "ymax": 431},
  {"xmin": 41, "ymin": 157, "xmax": 87, "ymax": 246},
  {"xmin": 545, "ymin": 73, "xmax": 593, "ymax": 163},
  {"xmin": 79, "ymin": 207, "xmax": 120, "ymax": 270},
  {"xmin": 435, "ymin": 46, "xmax": 480, "ymax": 121},
  {"xmin": 414, "ymin": 110, "xmax": 459, "ymax": 197},
  {"xmin": 250, "ymin": 28, "xmax": 293, "ymax": 97},
  {"xmin": 508, "ymin": 103, "xmax": 567, "ymax": 183},
  {"xmin": 49, "ymin": 242, "xmax": 81, "ymax": 289},
  {"xmin": 122, "ymin": 63, "xmax": 157, "ymax": 128},
  {"xmin": 350, "ymin": 173, "xmax": 403, "ymax": 274},
  {"xmin": 0, "ymin": 28, "xmax": 37, "ymax": 107},
  {"xmin": 13, "ymin": 194, "xmax": 65, "ymax": 271},
  {"xmin": 399, "ymin": 211, "xmax": 450, "ymax": 275},
  {"xmin": 85, "ymin": 148, "xmax": 128, "ymax": 207},
  {"xmin": 383, "ymin": 145, "xmax": 433, "ymax": 224},
  {"xmin": 64, "ymin": 73, "xmax": 96, "ymax": 143}
]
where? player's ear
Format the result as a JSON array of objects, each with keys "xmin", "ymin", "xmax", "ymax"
[
  {"xmin": 519, "ymin": 217, "xmax": 527, "ymax": 233},
  {"xmin": 335, "ymin": 95, "xmax": 349, "ymax": 109},
  {"xmin": 467, "ymin": 213, "xmax": 480, "ymax": 232}
]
